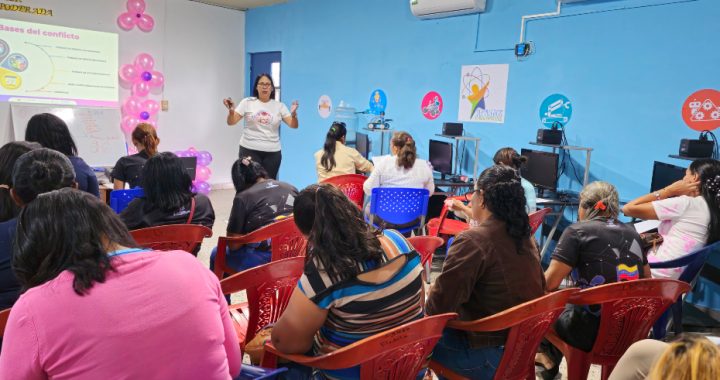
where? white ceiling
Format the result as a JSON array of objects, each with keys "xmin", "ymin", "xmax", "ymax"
[{"xmin": 189, "ymin": 0, "xmax": 288, "ymax": 11}]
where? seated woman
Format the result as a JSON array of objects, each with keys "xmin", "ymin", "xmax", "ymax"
[
  {"xmin": 609, "ymin": 335, "xmax": 720, "ymax": 380},
  {"xmin": 538, "ymin": 181, "xmax": 650, "ymax": 379},
  {"xmin": 120, "ymin": 152, "xmax": 215, "ymax": 230},
  {"xmin": 24, "ymin": 113, "xmax": 99, "ymax": 197},
  {"xmin": 446, "ymin": 147, "xmax": 538, "ymax": 223},
  {"xmin": 0, "ymin": 141, "xmax": 41, "ymax": 223},
  {"xmin": 270, "ymin": 184, "xmax": 424, "ymax": 379},
  {"xmin": 0, "ymin": 188, "xmax": 240, "ymax": 379},
  {"xmin": 362, "ymin": 131, "xmax": 434, "ymax": 195},
  {"xmin": 0, "ymin": 148, "xmax": 75, "ymax": 310},
  {"xmin": 426, "ymin": 165, "xmax": 545, "ymax": 380},
  {"xmin": 210, "ymin": 157, "xmax": 298, "ymax": 273},
  {"xmin": 623, "ymin": 158, "xmax": 720, "ymax": 279},
  {"xmin": 111, "ymin": 123, "xmax": 160, "ymax": 189},
  {"xmin": 314, "ymin": 121, "xmax": 373, "ymax": 181}
]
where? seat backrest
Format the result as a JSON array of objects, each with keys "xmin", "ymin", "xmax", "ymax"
[
  {"xmin": 221, "ymin": 257, "xmax": 305, "ymax": 344},
  {"xmin": 568, "ymin": 279, "xmax": 690, "ymax": 361},
  {"xmin": 130, "ymin": 224, "xmax": 213, "ymax": 255},
  {"xmin": 528, "ymin": 207, "xmax": 551, "ymax": 235},
  {"xmin": 448, "ymin": 289, "xmax": 577, "ymax": 380},
  {"xmin": 370, "ymin": 188, "xmax": 430, "ymax": 226},
  {"xmin": 429, "ymin": 195, "xmax": 465, "ymax": 237},
  {"xmin": 407, "ymin": 236, "xmax": 444, "ymax": 267},
  {"xmin": 650, "ymin": 241, "xmax": 720, "ymax": 284},
  {"xmin": 0, "ymin": 308, "xmax": 10, "ymax": 337},
  {"xmin": 321, "ymin": 174, "xmax": 366, "ymax": 209},
  {"xmin": 215, "ymin": 217, "xmax": 306, "ymax": 278},
  {"xmin": 109, "ymin": 188, "xmax": 144, "ymax": 213}
]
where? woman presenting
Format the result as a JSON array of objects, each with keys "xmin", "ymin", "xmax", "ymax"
[{"xmin": 223, "ymin": 73, "xmax": 298, "ymax": 179}]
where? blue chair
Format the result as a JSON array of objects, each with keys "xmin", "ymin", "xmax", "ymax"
[
  {"xmin": 368, "ymin": 188, "xmax": 430, "ymax": 234},
  {"xmin": 237, "ymin": 365, "xmax": 287, "ymax": 379},
  {"xmin": 650, "ymin": 241, "xmax": 720, "ymax": 339},
  {"xmin": 109, "ymin": 188, "xmax": 144, "ymax": 213}
]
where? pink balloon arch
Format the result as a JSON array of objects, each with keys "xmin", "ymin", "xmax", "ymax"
[
  {"xmin": 176, "ymin": 148, "xmax": 213, "ymax": 195},
  {"xmin": 119, "ymin": 53, "xmax": 164, "ymax": 97},
  {"xmin": 117, "ymin": 0, "xmax": 155, "ymax": 32}
]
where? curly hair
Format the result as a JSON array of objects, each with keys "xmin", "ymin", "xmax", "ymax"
[
  {"xmin": 293, "ymin": 184, "xmax": 383, "ymax": 282},
  {"xmin": 690, "ymin": 158, "xmax": 720, "ymax": 245},
  {"xmin": 12, "ymin": 148, "xmax": 76, "ymax": 205},
  {"xmin": 0, "ymin": 141, "xmax": 41, "ymax": 221},
  {"xmin": 579, "ymin": 181, "xmax": 620, "ymax": 220},
  {"xmin": 475, "ymin": 165, "xmax": 530, "ymax": 246}
]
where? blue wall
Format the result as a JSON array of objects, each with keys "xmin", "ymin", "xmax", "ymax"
[{"xmin": 245, "ymin": 0, "xmax": 719, "ymax": 199}]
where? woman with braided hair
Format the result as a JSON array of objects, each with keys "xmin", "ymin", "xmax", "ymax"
[
  {"xmin": 314, "ymin": 121, "xmax": 373, "ymax": 181},
  {"xmin": 426, "ymin": 165, "xmax": 544, "ymax": 380},
  {"xmin": 623, "ymin": 158, "xmax": 720, "ymax": 279},
  {"xmin": 537, "ymin": 181, "xmax": 649, "ymax": 379}
]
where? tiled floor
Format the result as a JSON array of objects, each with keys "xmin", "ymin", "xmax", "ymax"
[{"xmin": 205, "ymin": 189, "xmax": 602, "ymax": 378}]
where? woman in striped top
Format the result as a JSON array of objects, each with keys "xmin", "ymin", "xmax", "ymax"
[{"xmin": 271, "ymin": 184, "xmax": 425, "ymax": 379}]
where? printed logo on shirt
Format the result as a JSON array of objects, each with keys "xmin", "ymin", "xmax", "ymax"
[
  {"xmin": 251, "ymin": 110, "xmax": 275, "ymax": 127},
  {"xmin": 616, "ymin": 264, "xmax": 640, "ymax": 281}
]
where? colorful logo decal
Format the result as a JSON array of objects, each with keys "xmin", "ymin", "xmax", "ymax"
[
  {"xmin": 0, "ymin": 39, "xmax": 27, "ymax": 90},
  {"xmin": 539, "ymin": 94, "xmax": 572, "ymax": 128},
  {"xmin": 317, "ymin": 95, "xmax": 332, "ymax": 119},
  {"xmin": 616, "ymin": 264, "xmax": 640, "ymax": 281},
  {"xmin": 682, "ymin": 89, "xmax": 720, "ymax": 131},
  {"xmin": 251, "ymin": 110, "xmax": 274, "ymax": 127},
  {"xmin": 369, "ymin": 89, "xmax": 387, "ymax": 115},
  {"xmin": 458, "ymin": 64, "xmax": 509, "ymax": 123},
  {"xmin": 421, "ymin": 91, "xmax": 443, "ymax": 120}
]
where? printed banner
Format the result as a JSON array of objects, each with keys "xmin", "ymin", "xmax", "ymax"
[
  {"xmin": 317, "ymin": 94, "xmax": 332, "ymax": 119},
  {"xmin": 539, "ymin": 94, "xmax": 572, "ymax": 128},
  {"xmin": 458, "ymin": 64, "xmax": 508, "ymax": 123}
]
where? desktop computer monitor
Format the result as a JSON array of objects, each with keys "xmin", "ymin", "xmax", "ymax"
[
  {"xmin": 356, "ymin": 132, "xmax": 369, "ymax": 159},
  {"xmin": 520, "ymin": 149, "xmax": 559, "ymax": 191},
  {"xmin": 650, "ymin": 161, "xmax": 686, "ymax": 192},
  {"xmin": 429, "ymin": 139, "xmax": 453, "ymax": 178}
]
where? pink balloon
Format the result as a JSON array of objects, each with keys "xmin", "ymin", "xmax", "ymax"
[
  {"xmin": 196, "ymin": 166, "xmax": 211, "ymax": 182},
  {"xmin": 117, "ymin": 12, "xmax": 135, "ymax": 30},
  {"xmin": 132, "ymin": 81, "xmax": 150, "ymax": 97},
  {"xmin": 134, "ymin": 53, "xmax": 154, "ymax": 71},
  {"xmin": 142, "ymin": 99, "xmax": 160, "ymax": 115},
  {"xmin": 149, "ymin": 71, "xmax": 164, "ymax": 87},
  {"xmin": 123, "ymin": 96, "xmax": 143, "ymax": 115},
  {"xmin": 197, "ymin": 151, "xmax": 213, "ymax": 166},
  {"xmin": 126, "ymin": 0, "xmax": 146, "ymax": 13},
  {"xmin": 137, "ymin": 14, "xmax": 154, "ymax": 32},
  {"xmin": 195, "ymin": 181, "xmax": 211, "ymax": 195},
  {"xmin": 119, "ymin": 64, "xmax": 137, "ymax": 83},
  {"xmin": 121, "ymin": 116, "xmax": 140, "ymax": 133}
]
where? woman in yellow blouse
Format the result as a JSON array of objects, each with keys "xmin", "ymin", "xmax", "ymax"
[{"xmin": 314, "ymin": 122, "xmax": 373, "ymax": 181}]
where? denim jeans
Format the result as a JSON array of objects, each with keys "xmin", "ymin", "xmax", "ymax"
[
  {"xmin": 431, "ymin": 328, "xmax": 504, "ymax": 380},
  {"xmin": 209, "ymin": 243, "xmax": 271, "ymax": 273}
]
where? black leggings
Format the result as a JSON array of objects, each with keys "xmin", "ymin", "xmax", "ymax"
[{"xmin": 238, "ymin": 146, "xmax": 282, "ymax": 179}]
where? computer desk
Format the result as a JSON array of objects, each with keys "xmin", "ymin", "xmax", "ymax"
[
  {"xmin": 434, "ymin": 179, "xmax": 474, "ymax": 195},
  {"xmin": 536, "ymin": 196, "xmax": 580, "ymax": 260}
]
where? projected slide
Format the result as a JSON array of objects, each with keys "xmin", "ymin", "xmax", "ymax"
[{"xmin": 0, "ymin": 18, "xmax": 118, "ymax": 106}]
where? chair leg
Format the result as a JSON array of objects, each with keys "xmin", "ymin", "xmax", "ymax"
[
  {"xmin": 565, "ymin": 348, "xmax": 592, "ymax": 380},
  {"xmin": 424, "ymin": 261, "xmax": 431, "ymax": 284}
]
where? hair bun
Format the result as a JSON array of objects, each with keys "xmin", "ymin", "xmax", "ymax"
[{"xmin": 29, "ymin": 161, "xmax": 53, "ymax": 182}]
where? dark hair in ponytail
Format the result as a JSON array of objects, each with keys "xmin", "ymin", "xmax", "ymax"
[
  {"xmin": 131, "ymin": 123, "xmax": 160, "ymax": 157},
  {"xmin": 690, "ymin": 158, "xmax": 720, "ymax": 244},
  {"xmin": 476, "ymin": 165, "xmax": 530, "ymax": 247},
  {"xmin": 0, "ymin": 141, "xmax": 41, "ymax": 222},
  {"xmin": 320, "ymin": 122, "xmax": 347, "ymax": 172},
  {"xmin": 293, "ymin": 184, "xmax": 383, "ymax": 282},
  {"xmin": 391, "ymin": 131, "xmax": 416, "ymax": 169},
  {"xmin": 12, "ymin": 148, "xmax": 76, "ymax": 205},
  {"xmin": 493, "ymin": 147, "xmax": 527, "ymax": 170},
  {"xmin": 231, "ymin": 157, "xmax": 269, "ymax": 193}
]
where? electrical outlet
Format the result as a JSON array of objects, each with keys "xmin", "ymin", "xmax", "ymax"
[{"xmin": 161, "ymin": 100, "xmax": 168, "ymax": 111}]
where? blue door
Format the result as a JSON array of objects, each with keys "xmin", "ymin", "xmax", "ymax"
[{"xmin": 249, "ymin": 52, "xmax": 281, "ymax": 100}]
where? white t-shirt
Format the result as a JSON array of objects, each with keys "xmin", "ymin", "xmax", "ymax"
[
  {"xmin": 362, "ymin": 155, "xmax": 435, "ymax": 196},
  {"xmin": 234, "ymin": 97, "xmax": 290, "ymax": 152},
  {"xmin": 649, "ymin": 195, "xmax": 710, "ymax": 279}
]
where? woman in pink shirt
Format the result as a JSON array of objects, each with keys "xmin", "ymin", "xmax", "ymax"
[{"xmin": 0, "ymin": 188, "xmax": 241, "ymax": 379}]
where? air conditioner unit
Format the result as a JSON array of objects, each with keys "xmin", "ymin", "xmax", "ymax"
[{"xmin": 410, "ymin": 0, "xmax": 486, "ymax": 19}]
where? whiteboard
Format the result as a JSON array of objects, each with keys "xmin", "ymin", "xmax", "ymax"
[{"xmin": 10, "ymin": 104, "xmax": 126, "ymax": 167}]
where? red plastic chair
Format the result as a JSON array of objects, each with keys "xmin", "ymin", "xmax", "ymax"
[
  {"xmin": 545, "ymin": 279, "xmax": 691, "ymax": 380},
  {"xmin": 261, "ymin": 313, "xmax": 458, "ymax": 379},
  {"xmin": 321, "ymin": 174, "xmax": 366, "ymax": 209},
  {"xmin": 429, "ymin": 288, "xmax": 578, "ymax": 380},
  {"xmin": 407, "ymin": 236, "xmax": 444, "ymax": 284},
  {"xmin": 130, "ymin": 224, "xmax": 213, "ymax": 256},
  {"xmin": 426, "ymin": 195, "xmax": 469, "ymax": 237},
  {"xmin": 528, "ymin": 207, "xmax": 551, "ymax": 235},
  {"xmin": 0, "ymin": 308, "xmax": 10, "ymax": 337},
  {"xmin": 220, "ymin": 257, "xmax": 305, "ymax": 349},
  {"xmin": 214, "ymin": 217, "xmax": 306, "ymax": 279}
]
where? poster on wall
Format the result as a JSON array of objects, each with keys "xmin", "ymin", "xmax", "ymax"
[
  {"xmin": 458, "ymin": 64, "xmax": 508, "ymax": 123},
  {"xmin": 369, "ymin": 89, "xmax": 387, "ymax": 115},
  {"xmin": 421, "ymin": 91, "xmax": 443, "ymax": 120},
  {"xmin": 539, "ymin": 94, "xmax": 572, "ymax": 128},
  {"xmin": 682, "ymin": 89, "xmax": 720, "ymax": 131},
  {"xmin": 317, "ymin": 95, "xmax": 332, "ymax": 119}
]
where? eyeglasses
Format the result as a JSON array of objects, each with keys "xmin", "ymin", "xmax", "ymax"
[
  {"xmin": 257, "ymin": 82, "xmax": 273, "ymax": 88},
  {"xmin": 463, "ymin": 190, "xmax": 481, "ymax": 202}
]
